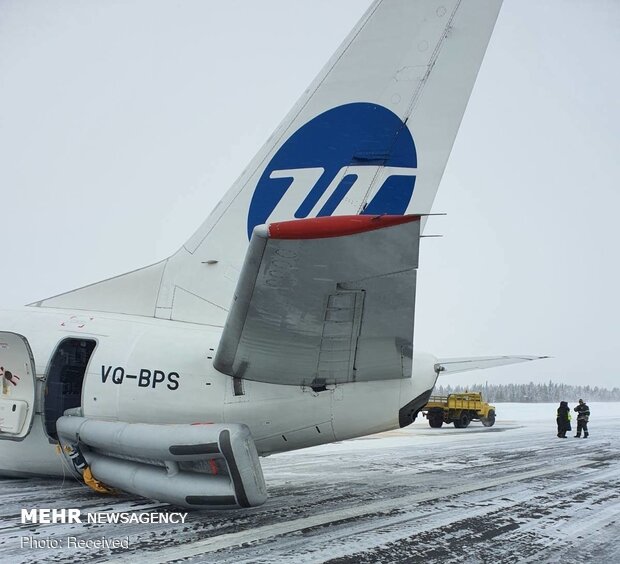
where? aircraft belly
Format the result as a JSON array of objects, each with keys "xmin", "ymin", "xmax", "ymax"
[
  {"xmin": 332, "ymin": 380, "xmax": 402, "ymax": 440},
  {"xmin": 224, "ymin": 382, "xmax": 335, "ymax": 455}
]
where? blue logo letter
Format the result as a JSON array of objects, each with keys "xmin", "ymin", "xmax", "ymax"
[{"xmin": 247, "ymin": 103, "xmax": 417, "ymax": 239}]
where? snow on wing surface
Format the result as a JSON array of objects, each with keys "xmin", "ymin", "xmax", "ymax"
[{"xmin": 214, "ymin": 215, "xmax": 421, "ymax": 386}]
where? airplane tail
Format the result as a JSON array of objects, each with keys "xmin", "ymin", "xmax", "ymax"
[{"xmin": 31, "ymin": 0, "xmax": 503, "ymax": 324}]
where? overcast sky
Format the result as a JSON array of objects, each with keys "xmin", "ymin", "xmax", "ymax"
[{"xmin": 1, "ymin": 1, "xmax": 618, "ymax": 389}]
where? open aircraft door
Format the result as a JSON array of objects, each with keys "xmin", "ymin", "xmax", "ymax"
[{"xmin": 0, "ymin": 332, "xmax": 36, "ymax": 440}]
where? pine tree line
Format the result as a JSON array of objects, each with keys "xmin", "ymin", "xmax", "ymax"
[{"xmin": 434, "ymin": 381, "xmax": 620, "ymax": 402}]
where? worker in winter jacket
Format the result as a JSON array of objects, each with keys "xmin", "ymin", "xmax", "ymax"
[
  {"xmin": 556, "ymin": 401, "xmax": 571, "ymax": 438},
  {"xmin": 574, "ymin": 399, "xmax": 590, "ymax": 438}
]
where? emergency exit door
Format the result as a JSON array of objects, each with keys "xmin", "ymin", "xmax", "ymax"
[{"xmin": 0, "ymin": 332, "xmax": 36, "ymax": 440}]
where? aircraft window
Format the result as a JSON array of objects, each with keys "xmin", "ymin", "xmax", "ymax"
[{"xmin": 43, "ymin": 338, "xmax": 96, "ymax": 441}]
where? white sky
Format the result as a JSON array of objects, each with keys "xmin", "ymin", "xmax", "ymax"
[{"xmin": 1, "ymin": 1, "xmax": 618, "ymax": 389}]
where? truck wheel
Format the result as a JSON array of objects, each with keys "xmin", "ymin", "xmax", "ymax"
[
  {"xmin": 428, "ymin": 415, "xmax": 443, "ymax": 428},
  {"xmin": 482, "ymin": 410, "xmax": 496, "ymax": 427},
  {"xmin": 454, "ymin": 412, "xmax": 470, "ymax": 428}
]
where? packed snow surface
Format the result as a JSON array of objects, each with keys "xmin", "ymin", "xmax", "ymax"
[{"xmin": 1, "ymin": 402, "xmax": 618, "ymax": 563}]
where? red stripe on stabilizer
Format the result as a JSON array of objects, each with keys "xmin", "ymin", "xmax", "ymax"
[{"xmin": 268, "ymin": 215, "xmax": 420, "ymax": 240}]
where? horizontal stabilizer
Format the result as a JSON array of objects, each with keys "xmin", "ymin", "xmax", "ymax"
[
  {"xmin": 435, "ymin": 355, "xmax": 549, "ymax": 375},
  {"xmin": 214, "ymin": 215, "xmax": 421, "ymax": 386}
]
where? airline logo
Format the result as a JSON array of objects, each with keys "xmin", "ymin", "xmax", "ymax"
[{"xmin": 247, "ymin": 102, "xmax": 417, "ymax": 239}]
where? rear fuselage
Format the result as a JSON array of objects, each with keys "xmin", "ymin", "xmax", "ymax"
[{"xmin": 0, "ymin": 307, "xmax": 437, "ymax": 477}]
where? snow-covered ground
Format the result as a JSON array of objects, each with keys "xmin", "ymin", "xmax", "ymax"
[{"xmin": 1, "ymin": 402, "xmax": 618, "ymax": 563}]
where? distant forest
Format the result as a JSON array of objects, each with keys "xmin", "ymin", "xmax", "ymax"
[{"xmin": 434, "ymin": 381, "xmax": 620, "ymax": 402}]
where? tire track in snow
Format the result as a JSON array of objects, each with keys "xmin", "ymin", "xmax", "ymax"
[{"xmin": 126, "ymin": 460, "xmax": 597, "ymax": 563}]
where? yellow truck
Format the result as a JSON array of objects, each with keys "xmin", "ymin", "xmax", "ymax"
[{"xmin": 422, "ymin": 392, "xmax": 496, "ymax": 428}]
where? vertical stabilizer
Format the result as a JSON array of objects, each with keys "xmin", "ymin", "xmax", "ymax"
[{"xmin": 32, "ymin": 0, "xmax": 503, "ymax": 324}]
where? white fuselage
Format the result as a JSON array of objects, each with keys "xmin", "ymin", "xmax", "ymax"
[{"xmin": 0, "ymin": 307, "xmax": 438, "ymax": 477}]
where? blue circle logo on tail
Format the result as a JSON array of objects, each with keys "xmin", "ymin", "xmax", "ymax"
[{"xmin": 247, "ymin": 102, "xmax": 417, "ymax": 239}]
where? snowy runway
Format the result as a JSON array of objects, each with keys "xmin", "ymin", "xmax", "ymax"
[{"xmin": 1, "ymin": 403, "xmax": 618, "ymax": 563}]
